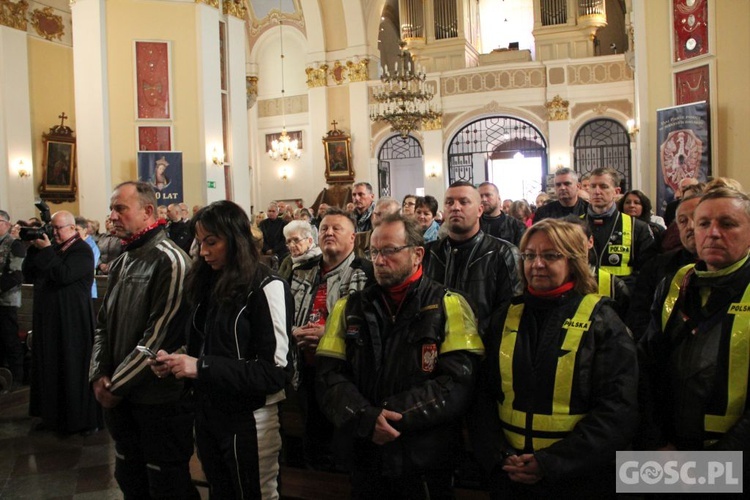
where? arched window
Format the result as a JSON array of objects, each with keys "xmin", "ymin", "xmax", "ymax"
[
  {"xmin": 574, "ymin": 119, "xmax": 631, "ymax": 190},
  {"xmin": 447, "ymin": 117, "xmax": 547, "ymax": 199},
  {"xmin": 377, "ymin": 135, "xmax": 423, "ymax": 198}
]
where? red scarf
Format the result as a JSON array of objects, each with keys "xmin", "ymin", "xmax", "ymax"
[
  {"xmin": 527, "ymin": 281, "xmax": 575, "ymax": 298},
  {"xmin": 121, "ymin": 219, "xmax": 166, "ymax": 246},
  {"xmin": 386, "ymin": 265, "xmax": 423, "ymax": 305}
]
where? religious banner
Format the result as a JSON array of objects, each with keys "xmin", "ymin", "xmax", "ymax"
[
  {"xmin": 137, "ymin": 151, "xmax": 183, "ymax": 205},
  {"xmin": 135, "ymin": 41, "xmax": 171, "ymax": 119},
  {"xmin": 656, "ymin": 101, "xmax": 710, "ymax": 215}
]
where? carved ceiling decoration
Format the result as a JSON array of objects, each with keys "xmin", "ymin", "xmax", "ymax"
[
  {"xmin": 0, "ymin": 0, "xmax": 28, "ymax": 31},
  {"xmin": 247, "ymin": 0, "xmax": 304, "ymax": 41},
  {"xmin": 30, "ymin": 6, "xmax": 64, "ymax": 41}
]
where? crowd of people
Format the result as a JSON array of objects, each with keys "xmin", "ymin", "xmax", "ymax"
[{"xmin": 0, "ymin": 168, "xmax": 748, "ymax": 498}]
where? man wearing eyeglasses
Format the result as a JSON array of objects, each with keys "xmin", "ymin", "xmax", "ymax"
[
  {"xmin": 24, "ymin": 211, "xmax": 99, "ymax": 434},
  {"xmin": 423, "ymin": 181, "xmax": 522, "ymax": 336},
  {"xmin": 317, "ymin": 213, "xmax": 484, "ymax": 498},
  {"xmin": 0, "ymin": 209, "xmax": 26, "ymax": 392}
]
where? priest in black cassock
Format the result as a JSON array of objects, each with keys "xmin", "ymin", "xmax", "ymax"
[{"xmin": 25, "ymin": 210, "xmax": 100, "ymax": 435}]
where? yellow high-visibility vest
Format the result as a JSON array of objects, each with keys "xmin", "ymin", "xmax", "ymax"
[
  {"xmin": 600, "ymin": 213, "xmax": 633, "ymax": 276},
  {"xmin": 661, "ymin": 265, "xmax": 750, "ymax": 439},
  {"xmin": 498, "ymin": 294, "xmax": 602, "ymax": 451}
]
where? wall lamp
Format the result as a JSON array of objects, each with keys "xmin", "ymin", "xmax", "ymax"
[
  {"xmin": 427, "ymin": 164, "xmax": 439, "ymax": 178},
  {"xmin": 626, "ymin": 119, "xmax": 639, "ymax": 138},
  {"xmin": 17, "ymin": 160, "xmax": 31, "ymax": 179},
  {"xmin": 279, "ymin": 166, "xmax": 291, "ymax": 181},
  {"xmin": 211, "ymin": 147, "xmax": 224, "ymax": 166}
]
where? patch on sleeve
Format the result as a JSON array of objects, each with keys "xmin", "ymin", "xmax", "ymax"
[
  {"xmin": 422, "ymin": 344, "xmax": 438, "ymax": 372},
  {"xmin": 345, "ymin": 325, "xmax": 360, "ymax": 338}
]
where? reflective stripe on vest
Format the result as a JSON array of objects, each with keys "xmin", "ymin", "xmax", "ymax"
[
  {"xmin": 661, "ymin": 264, "xmax": 695, "ymax": 330},
  {"xmin": 598, "ymin": 270, "xmax": 613, "ymax": 297},
  {"xmin": 441, "ymin": 291, "xmax": 485, "ymax": 355},
  {"xmin": 497, "ymin": 294, "xmax": 602, "ymax": 450},
  {"xmin": 661, "ymin": 266, "xmax": 750, "ymax": 435},
  {"xmin": 315, "ymin": 297, "xmax": 349, "ymax": 360},
  {"xmin": 600, "ymin": 213, "xmax": 633, "ymax": 276}
]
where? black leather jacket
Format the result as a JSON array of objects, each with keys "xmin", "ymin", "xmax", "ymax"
[
  {"xmin": 423, "ymin": 230, "xmax": 522, "ymax": 335},
  {"xmin": 90, "ymin": 227, "xmax": 190, "ymax": 404},
  {"xmin": 316, "ymin": 275, "xmax": 484, "ymax": 476},
  {"xmin": 638, "ymin": 258, "xmax": 750, "ymax": 451}
]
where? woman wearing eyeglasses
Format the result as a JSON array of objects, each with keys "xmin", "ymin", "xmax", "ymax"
[
  {"xmin": 278, "ymin": 220, "xmax": 321, "ymax": 282},
  {"xmin": 472, "ymin": 218, "xmax": 637, "ymax": 498}
]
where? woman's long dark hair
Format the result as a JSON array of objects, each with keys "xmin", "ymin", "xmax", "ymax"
[
  {"xmin": 618, "ymin": 189, "xmax": 653, "ymax": 223},
  {"xmin": 184, "ymin": 200, "xmax": 259, "ymax": 306}
]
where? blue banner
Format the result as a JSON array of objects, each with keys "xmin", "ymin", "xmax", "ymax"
[
  {"xmin": 137, "ymin": 151, "xmax": 184, "ymax": 205},
  {"xmin": 656, "ymin": 102, "xmax": 711, "ymax": 216}
]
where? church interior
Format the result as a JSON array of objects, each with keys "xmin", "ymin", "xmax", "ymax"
[
  {"xmin": 1, "ymin": 0, "xmax": 749, "ymax": 497},
  {"xmin": 1, "ymin": 0, "xmax": 748, "ymax": 221}
]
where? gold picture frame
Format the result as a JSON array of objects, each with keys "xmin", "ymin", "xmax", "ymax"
[{"xmin": 323, "ymin": 123, "xmax": 354, "ymax": 183}]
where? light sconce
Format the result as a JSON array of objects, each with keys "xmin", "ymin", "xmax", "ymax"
[
  {"xmin": 211, "ymin": 147, "xmax": 224, "ymax": 166},
  {"xmin": 626, "ymin": 119, "xmax": 639, "ymax": 138},
  {"xmin": 427, "ymin": 164, "xmax": 439, "ymax": 178},
  {"xmin": 279, "ymin": 166, "xmax": 291, "ymax": 181},
  {"xmin": 17, "ymin": 160, "xmax": 31, "ymax": 179}
]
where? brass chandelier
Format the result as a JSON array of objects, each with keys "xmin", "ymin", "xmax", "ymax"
[
  {"xmin": 268, "ymin": 1, "xmax": 301, "ymax": 162},
  {"xmin": 370, "ymin": 40, "xmax": 441, "ymax": 139}
]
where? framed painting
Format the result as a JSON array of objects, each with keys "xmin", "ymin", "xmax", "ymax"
[
  {"xmin": 672, "ymin": 0, "xmax": 710, "ymax": 64},
  {"xmin": 134, "ymin": 40, "xmax": 172, "ymax": 119},
  {"xmin": 138, "ymin": 125, "xmax": 172, "ymax": 151},
  {"xmin": 323, "ymin": 124, "xmax": 354, "ymax": 183},
  {"xmin": 39, "ymin": 116, "xmax": 77, "ymax": 203}
]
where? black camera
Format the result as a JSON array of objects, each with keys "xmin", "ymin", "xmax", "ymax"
[{"xmin": 19, "ymin": 200, "xmax": 55, "ymax": 242}]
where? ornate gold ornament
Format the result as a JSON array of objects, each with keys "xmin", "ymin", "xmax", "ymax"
[
  {"xmin": 30, "ymin": 7, "xmax": 64, "ymax": 41},
  {"xmin": 0, "ymin": 0, "xmax": 28, "ymax": 31},
  {"xmin": 422, "ymin": 116, "xmax": 443, "ymax": 131},
  {"xmin": 223, "ymin": 0, "xmax": 246, "ymax": 19},
  {"xmin": 545, "ymin": 95, "xmax": 570, "ymax": 121},
  {"xmin": 331, "ymin": 61, "xmax": 347, "ymax": 85},
  {"xmin": 346, "ymin": 59, "xmax": 369, "ymax": 82},
  {"xmin": 195, "ymin": 0, "xmax": 219, "ymax": 9},
  {"xmin": 305, "ymin": 65, "xmax": 328, "ymax": 88}
]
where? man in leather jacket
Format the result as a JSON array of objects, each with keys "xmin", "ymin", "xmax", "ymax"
[
  {"xmin": 90, "ymin": 182, "xmax": 198, "ymax": 499},
  {"xmin": 423, "ymin": 181, "xmax": 522, "ymax": 335},
  {"xmin": 638, "ymin": 187, "xmax": 750, "ymax": 456},
  {"xmin": 478, "ymin": 182, "xmax": 526, "ymax": 246},
  {"xmin": 317, "ymin": 214, "xmax": 484, "ymax": 499}
]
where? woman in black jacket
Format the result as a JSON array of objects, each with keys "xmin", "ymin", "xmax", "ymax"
[
  {"xmin": 472, "ymin": 219, "xmax": 638, "ymax": 498},
  {"xmin": 152, "ymin": 201, "xmax": 293, "ymax": 499}
]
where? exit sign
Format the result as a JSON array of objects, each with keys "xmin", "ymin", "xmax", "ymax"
[{"xmin": 207, "ymin": 181, "xmax": 216, "ymax": 188}]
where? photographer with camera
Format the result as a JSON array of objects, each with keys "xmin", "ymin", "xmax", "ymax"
[
  {"xmin": 0, "ymin": 209, "xmax": 26, "ymax": 392},
  {"xmin": 25, "ymin": 210, "xmax": 99, "ymax": 434}
]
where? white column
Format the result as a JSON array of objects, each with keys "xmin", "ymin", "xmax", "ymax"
[
  {"xmin": 547, "ymin": 118, "xmax": 572, "ymax": 176},
  {"xmin": 71, "ymin": 0, "xmax": 112, "ymax": 215},
  {"xmin": 195, "ymin": 4, "xmax": 223, "ymax": 204},
  {"xmin": 631, "ymin": 0, "xmax": 649, "ymax": 193},
  {"xmin": 0, "ymin": 26, "xmax": 34, "ymax": 219},
  {"xmin": 227, "ymin": 15, "xmax": 250, "ymax": 212},
  {"xmin": 307, "ymin": 85, "xmax": 328, "ymax": 185},
  {"xmin": 422, "ymin": 128, "xmax": 445, "ymax": 198},
  {"xmin": 348, "ymin": 81, "xmax": 372, "ymax": 183}
]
